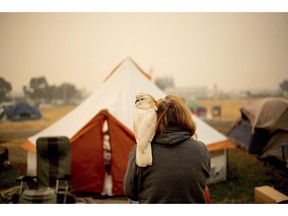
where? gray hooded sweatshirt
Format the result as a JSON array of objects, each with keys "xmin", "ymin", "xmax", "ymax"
[{"xmin": 123, "ymin": 126, "xmax": 211, "ymax": 203}]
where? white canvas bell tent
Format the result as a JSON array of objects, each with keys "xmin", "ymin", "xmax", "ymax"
[{"xmin": 21, "ymin": 57, "xmax": 234, "ymax": 196}]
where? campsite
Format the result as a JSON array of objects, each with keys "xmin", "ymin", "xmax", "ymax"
[
  {"xmin": 1, "ymin": 98, "xmax": 288, "ymax": 203},
  {"xmin": 0, "ymin": 59, "xmax": 287, "ymax": 203}
]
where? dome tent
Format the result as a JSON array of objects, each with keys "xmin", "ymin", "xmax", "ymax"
[
  {"xmin": 4, "ymin": 102, "xmax": 42, "ymax": 121},
  {"xmin": 228, "ymin": 97, "xmax": 288, "ymax": 164}
]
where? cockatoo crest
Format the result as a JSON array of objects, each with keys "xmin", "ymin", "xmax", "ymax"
[{"xmin": 135, "ymin": 93, "xmax": 158, "ymax": 111}]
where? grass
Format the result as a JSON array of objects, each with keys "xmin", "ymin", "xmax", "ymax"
[
  {"xmin": 1, "ymin": 100, "xmax": 288, "ymax": 203},
  {"xmin": 0, "ymin": 164, "xmax": 26, "ymax": 189},
  {"xmin": 2, "ymin": 143, "xmax": 287, "ymax": 204},
  {"xmin": 0, "ymin": 105, "xmax": 75, "ymax": 133},
  {"xmin": 208, "ymin": 147, "xmax": 285, "ymax": 203}
]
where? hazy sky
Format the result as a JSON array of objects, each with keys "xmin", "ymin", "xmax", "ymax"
[{"xmin": 0, "ymin": 13, "xmax": 288, "ymax": 93}]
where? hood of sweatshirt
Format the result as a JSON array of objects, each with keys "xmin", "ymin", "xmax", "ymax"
[{"xmin": 153, "ymin": 126, "xmax": 192, "ymax": 146}]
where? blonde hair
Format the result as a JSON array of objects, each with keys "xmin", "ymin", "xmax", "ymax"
[{"xmin": 156, "ymin": 94, "xmax": 196, "ymax": 136}]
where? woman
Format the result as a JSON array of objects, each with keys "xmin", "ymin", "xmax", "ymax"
[{"xmin": 124, "ymin": 94, "xmax": 211, "ymax": 203}]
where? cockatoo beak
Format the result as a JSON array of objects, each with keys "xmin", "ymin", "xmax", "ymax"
[{"xmin": 135, "ymin": 99, "xmax": 139, "ymax": 104}]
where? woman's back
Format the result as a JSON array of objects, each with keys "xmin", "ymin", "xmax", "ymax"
[
  {"xmin": 124, "ymin": 126, "xmax": 210, "ymax": 203},
  {"xmin": 124, "ymin": 94, "xmax": 211, "ymax": 203}
]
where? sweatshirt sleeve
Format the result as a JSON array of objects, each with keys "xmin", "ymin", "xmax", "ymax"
[{"xmin": 123, "ymin": 146, "xmax": 139, "ymax": 201}]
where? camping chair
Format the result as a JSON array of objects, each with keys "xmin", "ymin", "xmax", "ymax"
[
  {"xmin": 16, "ymin": 136, "xmax": 72, "ymax": 204},
  {"xmin": 281, "ymin": 143, "xmax": 288, "ymax": 169}
]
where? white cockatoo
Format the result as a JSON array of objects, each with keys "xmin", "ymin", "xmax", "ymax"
[{"xmin": 133, "ymin": 93, "xmax": 158, "ymax": 167}]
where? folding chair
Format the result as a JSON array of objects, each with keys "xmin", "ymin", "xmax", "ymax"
[
  {"xmin": 281, "ymin": 143, "xmax": 288, "ymax": 169},
  {"xmin": 16, "ymin": 136, "xmax": 72, "ymax": 204}
]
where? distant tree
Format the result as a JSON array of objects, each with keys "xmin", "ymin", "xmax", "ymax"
[
  {"xmin": 154, "ymin": 76, "xmax": 175, "ymax": 90},
  {"xmin": 46, "ymin": 85, "xmax": 59, "ymax": 103},
  {"xmin": 23, "ymin": 85, "xmax": 31, "ymax": 100},
  {"xmin": 22, "ymin": 76, "xmax": 49, "ymax": 104},
  {"xmin": 23, "ymin": 76, "xmax": 83, "ymax": 105},
  {"xmin": 29, "ymin": 76, "xmax": 49, "ymax": 103},
  {"xmin": 279, "ymin": 79, "xmax": 288, "ymax": 92},
  {"xmin": 59, "ymin": 83, "xmax": 78, "ymax": 104},
  {"xmin": 30, "ymin": 76, "xmax": 48, "ymax": 91},
  {"xmin": 0, "ymin": 77, "xmax": 12, "ymax": 102}
]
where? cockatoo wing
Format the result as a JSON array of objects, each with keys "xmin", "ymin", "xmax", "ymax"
[{"xmin": 134, "ymin": 108, "xmax": 157, "ymax": 152}]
